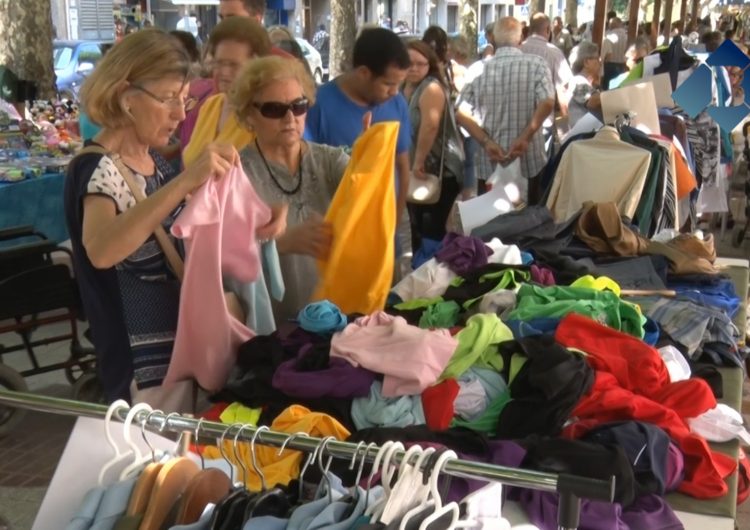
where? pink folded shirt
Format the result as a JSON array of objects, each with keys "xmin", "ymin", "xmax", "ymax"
[
  {"xmin": 165, "ymin": 165, "xmax": 271, "ymax": 391},
  {"xmin": 330, "ymin": 311, "xmax": 458, "ymax": 397}
]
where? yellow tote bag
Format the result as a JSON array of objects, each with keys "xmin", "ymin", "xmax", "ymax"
[{"xmin": 312, "ymin": 122, "xmax": 399, "ymax": 314}]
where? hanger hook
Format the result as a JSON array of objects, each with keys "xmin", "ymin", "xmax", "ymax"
[
  {"xmin": 159, "ymin": 412, "xmax": 180, "ymax": 433},
  {"xmin": 354, "ymin": 442, "xmax": 377, "ymax": 487},
  {"xmin": 140, "ymin": 409, "xmax": 163, "ymax": 463},
  {"xmin": 249, "ymin": 425, "xmax": 270, "ymax": 491},
  {"xmin": 194, "ymin": 418, "xmax": 206, "ymax": 470},
  {"xmin": 348, "ymin": 442, "xmax": 365, "ymax": 471},
  {"xmin": 277, "ymin": 431, "xmax": 310, "ymax": 457},
  {"xmin": 233, "ymin": 423, "xmax": 255, "ymax": 489},
  {"xmin": 218, "ymin": 422, "xmax": 240, "ymax": 484}
]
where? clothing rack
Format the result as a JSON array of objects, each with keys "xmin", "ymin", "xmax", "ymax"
[{"xmin": 0, "ymin": 389, "xmax": 616, "ymax": 530}]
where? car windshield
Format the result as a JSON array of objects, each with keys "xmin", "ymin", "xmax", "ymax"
[{"xmin": 54, "ymin": 45, "xmax": 74, "ymax": 70}]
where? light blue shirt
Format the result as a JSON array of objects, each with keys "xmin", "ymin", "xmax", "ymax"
[
  {"xmin": 89, "ymin": 477, "xmax": 138, "ymax": 530},
  {"xmin": 65, "ymin": 487, "xmax": 105, "ymax": 530}
]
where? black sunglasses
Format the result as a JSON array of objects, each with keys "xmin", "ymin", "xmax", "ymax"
[{"xmin": 253, "ymin": 98, "xmax": 309, "ymax": 119}]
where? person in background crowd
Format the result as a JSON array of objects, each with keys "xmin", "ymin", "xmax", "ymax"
[
  {"xmin": 458, "ymin": 17, "xmax": 554, "ymax": 203},
  {"xmin": 313, "ymin": 24, "xmax": 328, "ymax": 49},
  {"xmin": 449, "ymin": 34, "xmax": 479, "ymax": 200},
  {"xmin": 115, "ymin": 18, "xmax": 126, "ymax": 42},
  {"xmin": 305, "ymin": 28, "xmax": 413, "ymax": 274},
  {"xmin": 219, "ymin": 0, "xmax": 265, "ymax": 22},
  {"xmin": 601, "ymin": 17, "xmax": 628, "ymax": 89},
  {"xmin": 64, "ymin": 29, "xmax": 284, "ymax": 408},
  {"xmin": 169, "ymin": 30, "xmax": 201, "ymax": 65},
  {"xmin": 234, "ymin": 56, "xmax": 349, "ymax": 321},
  {"xmin": 267, "ymin": 25, "xmax": 314, "ymax": 77},
  {"xmin": 402, "ymin": 41, "xmax": 464, "ymax": 256},
  {"xmin": 448, "ymin": 34, "xmax": 471, "ymax": 93},
  {"xmin": 551, "ymin": 16, "xmax": 573, "ymax": 58},
  {"xmin": 125, "ymin": 24, "xmax": 138, "ymax": 36},
  {"xmin": 521, "ymin": 21, "xmax": 529, "ymax": 41},
  {"xmin": 702, "ymin": 31, "xmax": 723, "ymax": 53},
  {"xmin": 143, "ymin": 18, "xmax": 153, "ymax": 28},
  {"xmin": 521, "ymin": 13, "xmax": 572, "ymax": 147},
  {"xmin": 626, "ymin": 36, "xmax": 651, "ymax": 70},
  {"xmin": 567, "ymin": 41, "xmax": 602, "ymax": 128},
  {"xmin": 182, "ymin": 16, "xmax": 272, "ymax": 165},
  {"xmin": 305, "ymin": 28, "xmax": 412, "ymax": 223},
  {"xmin": 422, "ymin": 26, "xmax": 455, "ymax": 96},
  {"xmin": 480, "ymin": 22, "xmax": 496, "ymax": 59}
]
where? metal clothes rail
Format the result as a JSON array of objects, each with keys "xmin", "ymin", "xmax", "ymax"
[{"xmin": 0, "ymin": 389, "xmax": 616, "ymax": 530}]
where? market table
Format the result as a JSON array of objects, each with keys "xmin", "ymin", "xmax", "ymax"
[{"xmin": 0, "ymin": 172, "xmax": 68, "ymax": 244}]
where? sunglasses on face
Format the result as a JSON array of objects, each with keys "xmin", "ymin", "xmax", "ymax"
[{"xmin": 253, "ymin": 98, "xmax": 309, "ymax": 119}]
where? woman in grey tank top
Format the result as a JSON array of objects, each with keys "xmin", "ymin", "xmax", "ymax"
[{"xmin": 402, "ymin": 40, "xmax": 464, "ymax": 257}]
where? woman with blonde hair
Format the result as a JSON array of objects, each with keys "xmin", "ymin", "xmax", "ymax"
[
  {"xmin": 181, "ymin": 16, "xmax": 272, "ymax": 165},
  {"xmin": 233, "ymin": 56, "xmax": 350, "ymax": 321},
  {"xmin": 64, "ymin": 29, "xmax": 283, "ymax": 408}
]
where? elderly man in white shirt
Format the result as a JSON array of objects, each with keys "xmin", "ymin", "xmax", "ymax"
[
  {"xmin": 521, "ymin": 13, "xmax": 573, "ymax": 152},
  {"xmin": 601, "ymin": 17, "xmax": 629, "ymax": 89}
]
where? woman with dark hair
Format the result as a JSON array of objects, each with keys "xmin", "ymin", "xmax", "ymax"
[
  {"xmin": 401, "ymin": 40, "xmax": 464, "ymax": 257},
  {"xmin": 422, "ymin": 25, "xmax": 455, "ymax": 95}
]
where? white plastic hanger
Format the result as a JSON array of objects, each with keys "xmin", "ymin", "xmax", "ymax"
[
  {"xmin": 119, "ymin": 403, "xmax": 156, "ymax": 480},
  {"xmin": 376, "ymin": 445, "xmax": 424, "ymax": 523},
  {"xmin": 363, "ymin": 441, "xmax": 396, "ymax": 509},
  {"xmin": 365, "ymin": 441, "xmax": 405, "ymax": 518},
  {"xmin": 98, "ymin": 399, "xmax": 132, "ymax": 486},
  {"xmin": 380, "ymin": 446, "xmax": 438, "ymax": 525},
  {"xmin": 417, "ymin": 451, "xmax": 463, "ymax": 530},
  {"xmin": 398, "ymin": 450, "xmax": 457, "ymax": 530}
]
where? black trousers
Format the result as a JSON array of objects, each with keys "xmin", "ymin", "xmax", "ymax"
[{"xmin": 408, "ymin": 176, "xmax": 460, "ymax": 252}]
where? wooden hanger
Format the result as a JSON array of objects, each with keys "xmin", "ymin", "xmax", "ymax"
[
  {"xmin": 138, "ymin": 457, "xmax": 200, "ymax": 530},
  {"xmin": 174, "ymin": 468, "xmax": 232, "ymax": 525},
  {"xmin": 126, "ymin": 462, "xmax": 163, "ymax": 517}
]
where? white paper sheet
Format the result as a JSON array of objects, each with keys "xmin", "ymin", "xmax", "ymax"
[
  {"xmin": 622, "ymin": 72, "xmax": 675, "ymax": 108},
  {"xmin": 561, "ymin": 113, "xmax": 604, "ymax": 143},
  {"xmin": 601, "ymin": 80, "xmax": 662, "ymax": 135},
  {"xmin": 458, "ymin": 161, "xmax": 526, "ymax": 235}
]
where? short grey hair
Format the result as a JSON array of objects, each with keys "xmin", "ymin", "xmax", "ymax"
[
  {"xmin": 493, "ymin": 17, "xmax": 522, "ymax": 48},
  {"xmin": 571, "ymin": 41, "xmax": 599, "ymax": 74}
]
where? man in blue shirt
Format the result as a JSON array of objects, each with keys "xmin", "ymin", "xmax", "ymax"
[{"xmin": 305, "ymin": 27, "xmax": 412, "ymax": 220}]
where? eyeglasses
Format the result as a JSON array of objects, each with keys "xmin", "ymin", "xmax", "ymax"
[
  {"xmin": 132, "ymin": 85, "xmax": 186, "ymax": 110},
  {"xmin": 253, "ymin": 98, "xmax": 309, "ymax": 119}
]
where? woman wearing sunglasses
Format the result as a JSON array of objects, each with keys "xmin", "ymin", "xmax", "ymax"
[
  {"xmin": 231, "ymin": 56, "xmax": 350, "ymax": 321},
  {"xmin": 181, "ymin": 16, "xmax": 272, "ymax": 166}
]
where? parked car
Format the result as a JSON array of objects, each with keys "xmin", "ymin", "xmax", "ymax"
[
  {"xmin": 54, "ymin": 40, "xmax": 108, "ymax": 100},
  {"xmin": 296, "ymin": 37, "xmax": 325, "ymax": 84}
]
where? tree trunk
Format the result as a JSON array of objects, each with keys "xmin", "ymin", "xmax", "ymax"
[
  {"xmin": 0, "ymin": 0, "xmax": 56, "ymax": 100},
  {"xmin": 565, "ymin": 0, "xmax": 578, "ymax": 29},
  {"xmin": 534, "ymin": 0, "xmax": 546, "ymax": 15},
  {"xmin": 329, "ymin": 0, "xmax": 357, "ymax": 78},
  {"xmin": 458, "ymin": 0, "xmax": 478, "ymax": 59}
]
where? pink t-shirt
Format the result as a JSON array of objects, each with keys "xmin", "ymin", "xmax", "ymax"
[
  {"xmin": 330, "ymin": 312, "xmax": 458, "ymax": 397},
  {"xmin": 165, "ymin": 165, "xmax": 271, "ymax": 391}
]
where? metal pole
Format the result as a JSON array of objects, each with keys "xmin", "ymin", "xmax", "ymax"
[{"xmin": 0, "ymin": 389, "xmax": 616, "ymax": 527}]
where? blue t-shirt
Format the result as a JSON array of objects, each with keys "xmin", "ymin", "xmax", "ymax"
[{"xmin": 305, "ymin": 79, "xmax": 411, "ymax": 154}]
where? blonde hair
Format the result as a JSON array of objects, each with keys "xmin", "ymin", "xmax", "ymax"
[
  {"xmin": 230, "ymin": 56, "xmax": 316, "ymax": 123},
  {"xmin": 267, "ymin": 25, "xmax": 295, "ymax": 45},
  {"xmin": 80, "ymin": 30, "xmax": 191, "ymax": 129}
]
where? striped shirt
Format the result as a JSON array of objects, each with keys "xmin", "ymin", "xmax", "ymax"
[{"xmin": 459, "ymin": 47, "xmax": 554, "ymax": 181}]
